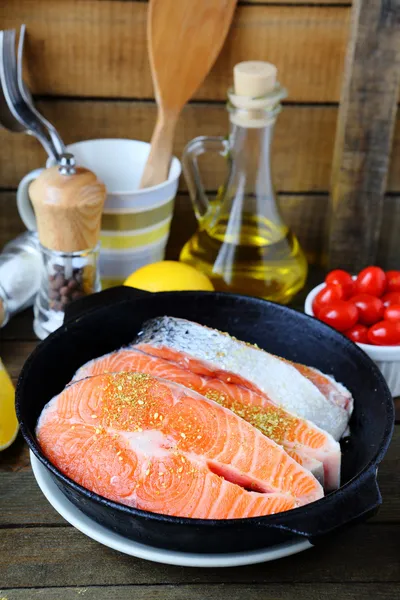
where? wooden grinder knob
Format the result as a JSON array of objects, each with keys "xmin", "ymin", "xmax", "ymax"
[{"xmin": 29, "ymin": 154, "xmax": 107, "ymax": 253}]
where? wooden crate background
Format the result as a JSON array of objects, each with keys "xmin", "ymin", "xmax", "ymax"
[{"xmin": 0, "ymin": 0, "xmax": 398, "ymax": 267}]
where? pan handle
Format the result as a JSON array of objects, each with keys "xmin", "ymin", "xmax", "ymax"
[
  {"xmin": 63, "ymin": 286, "xmax": 153, "ymax": 324},
  {"xmin": 268, "ymin": 468, "xmax": 381, "ymax": 544}
]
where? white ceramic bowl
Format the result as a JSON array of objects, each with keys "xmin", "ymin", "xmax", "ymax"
[{"xmin": 305, "ymin": 282, "xmax": 400, "ymax": 397}]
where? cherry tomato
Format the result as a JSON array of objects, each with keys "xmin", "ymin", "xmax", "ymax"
[
  {"xmin": 312, "ymin": 284, "xmax": 344, "ymax": 317},
  {"xmin": 367, "ymin": 320, "xmax": 400, "ymax": 346},
  {"xmin": 325, "ymin": 269, "xmax": 354, "ymax": 298},
  {"xmin": 385, "ymin": 270, "xmax": 400, "ymax": 293},
  {"xmin": 349, "ymin": 294, "xmax": 384, "ymax": 326},
  {"xmin": 318, "ymin": 301, "xmax": 359, "ymax": 332},
  {"xmin": 354, "ymin": 266, "xmax": 387, "ymax": 297},
  {"xmin": 344, "ymin": 324, "xmax": 369, "ymax": 344},
  {"xmin": 381, "ymin": 291, "xmax": 400, "ymax": 308},
  {"xmin": 384, "ymin": 304, "xmax": 400, "ymax": 322}
]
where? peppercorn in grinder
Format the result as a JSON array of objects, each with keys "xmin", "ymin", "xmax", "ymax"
[{"xmin": 29, "ymin": 154, "xmax": 106, "ymax": 339}]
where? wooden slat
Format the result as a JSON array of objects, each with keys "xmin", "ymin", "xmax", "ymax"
[
  {"xmin": 0, "ymin": 433, "xmax": 31, "ymax": 473},
  {"xmin": 0, "ymin": 103, "xmax": 348, "ymax": 193},
  {"xmin": 327, "ymin": 0, "xmax": 400, "ymax": 271},
  {"xmin": 1, "ymin": 426, "xmax": 398, "ymax": 524},
  {"xmin": 0, "ymin": 102, "xmax": 336, "ymax": 192},
  {"xmin": 0, "ymin": 189, "xmax": 328, "ymax": 265},
  {"xmin": 0, "ymin": 340, "xmax": 37, "ymax": 382},
  {"xmin": 377, "ymin": 195, "xmax": 400, "ymax": 269},
  {"xmin": 1, "ymin": 183, "xmax": 397, "ymax": 277},
  {"xmin": 0, "ymin": 310, "xmax": 36, "ymax": 342},
  {"xmin": 0, "ymin": 101, "xmax": 399, "ymax": 194},
  {"xmin": 0, "ymin": 192, "xmax": 26, "ymax": 249},
  {"xmin": 247, "ymin": 0, "xmax": 350, "ymax": 3},
  {"xmin": 0, "ymin": 584, "xmax": 397, "ymax": 600},
  {"xmin": 0, "ymin": 524, "xmax": 398, "ymax": 588},
  {"xmin": 2, "ymin": 1, "xmax": 350, "ymax": 103}
]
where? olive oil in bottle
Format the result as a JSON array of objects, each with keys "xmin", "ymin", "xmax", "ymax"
[{"xmin": 180, "ymin": 61, "xmax": 307, "ymax": 303}]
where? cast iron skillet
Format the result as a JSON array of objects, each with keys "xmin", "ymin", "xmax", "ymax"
[{"xmin": 16, "ymin": 286, "xmax": 394, "ymax": 554}]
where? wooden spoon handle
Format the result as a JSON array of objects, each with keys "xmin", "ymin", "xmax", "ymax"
[{"xmin": 140, "ymin": 111, "xmax": 178, "ymax": 188}]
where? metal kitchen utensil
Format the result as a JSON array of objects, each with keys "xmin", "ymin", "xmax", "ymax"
[
  {"xmin": 17, "ymin": 25, "xmax": 66, "ymax": 159},
  {"xmin": 0, "ymin": 28, "xmax": 63, "ymax": 161}
]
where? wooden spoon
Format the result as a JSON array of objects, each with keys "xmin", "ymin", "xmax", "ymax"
[{"xmin": 140, "ymin": 0, "xmax": 237, "ymax": 189}]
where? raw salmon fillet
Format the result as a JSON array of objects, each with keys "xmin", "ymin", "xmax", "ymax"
[
  {"xmin": 37, "ymin": 372, "xmax": 323, "ymax": 519},
  {"xmin": 74, "ymin": 348, "xmax": 341, "ymax": 489},
  {"xmin": 135, "ymin": 317, "xmax": 353, "ymax": 440}
]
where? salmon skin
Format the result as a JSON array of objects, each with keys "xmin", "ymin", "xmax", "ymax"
[
  {"xmin": 135, "ymin": 317, "xmax": 352, "ymax": 440},
  {"xmin": 37, "ymin": 372, "xmax": 323, "ymax": 519},
  {"xmin": 74, "ymin": 348, "xmax": 341, "ymax": 490}
]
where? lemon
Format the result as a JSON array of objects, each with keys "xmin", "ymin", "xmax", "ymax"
[
  {"xmin": 124, "ymin": 261, "xmax": 214, "ymax": 292},
  {"xmin": 0, "ymin": 359, "xmax": 18, "ymax": 451}
]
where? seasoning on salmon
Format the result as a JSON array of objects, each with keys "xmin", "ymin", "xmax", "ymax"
[
  {"xmin": 74, "ymin": 347, "xmax": 341, "ymax": 489},
  {"xmin": 37, "ymin": 372, "xmax": 323, "ymax": 519},
  {"xmin": 135, "ymin": 316, "xmax": 353, "ymax": 440}
]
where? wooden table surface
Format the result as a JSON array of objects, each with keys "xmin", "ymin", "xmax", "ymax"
[{"xmin": 1, "ymin": 309, "xmax": 399, "ymax": 600}]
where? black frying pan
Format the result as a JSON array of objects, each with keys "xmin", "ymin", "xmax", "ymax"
[{"xmin": 16, "ymin": 287, "xmax": 394, "ymax": 553}]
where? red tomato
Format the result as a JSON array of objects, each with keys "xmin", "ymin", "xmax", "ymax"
[
  {"xmin": 318, "ymin": 301, "xmax": 359, "ymax": 332},
  {"xmin": 385, "ymin": 270, "xmax": 400, "ymax": 293},
  {"xmin": 312, "ymin": 284, "xmax": 344, "ymax": 316},
  {"xmin": 354, "ymin": 266, "xmax": 387, "ymax": 297},
  {"xmin": 325, "ymin": 270, "xmax": 354, "ymax": 298},
  {"xmin": 344, "ymin": 324, "xmax": 369, "ymax": 344},
  {"xmin": 349, "ymin": 294, "xmax": 384, "ymax": 326},
  {"xmin": 367, "ymin": 320, "xmax": 400, "ymax": 346},
  {"xmin": 384, "ymin": 304, "xmax": 400, "ymax": 322},
  {"xmin": 381, "ymin": 291, "xmax": 400, "ymax": 308}
]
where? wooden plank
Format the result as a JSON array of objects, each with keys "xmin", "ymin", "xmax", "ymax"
[
  {"xmin": 0, "ymin": 188, "xmax": 328, "ymax": 266},
  {"xmin": 0, "ymin": 434, "xmax": 31, "ymax": 474},
  {"xmin": 2, "ymin": 2, "xmax": 350, "ymax": 103},
  {"xmin": 0, "ymin": 340, "xmax": 37, "ymax": 382},
  {"xmin": 247, "ymin": 0, "xmax": 351, "ymax": 3},
  {"xmin": 377, "ymin": 195, "xmax": 400, "ymax": 269},
  {"xmin": 0, "ymin": 103, "xmax": 347, "ymax": 193},
  {"xmin": 0, "ymin": 310, "xmax": 37, "ymax": 342},
  {"xmin": 0, "ymin": 584, "xmax": 398, "ymax": 600},
  {"xmin": 327, "ymin": 0, "xmax": 400, "ymax": 271},
  {"xmin": 0, "ymin": 101, "xmax": 399, "ymax": 194},
  {"xmin": 1, "ymin": 183, "xmax": 396, "ymax": 277},
  {"xmin": 0, "ymin": 524, "xmax": 398, "ymax": 587},
  {"xmin": 0, "ymin": 193, "xmax": 26, "ymax": 249},
  {"xmin": 1, "ymin": 425, "xmax": 398, "ymax": 524}
]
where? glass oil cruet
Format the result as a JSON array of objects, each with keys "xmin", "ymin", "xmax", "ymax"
[{"xmin": 180, "ymin": 61, "xmax": 307, "ymax": 303}]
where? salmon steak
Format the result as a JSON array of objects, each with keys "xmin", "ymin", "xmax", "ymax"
[
  {"xmin": 74, "ymin": 348, "xmax": 341, "ymax": 490},
  {"xmin": 135, "ymin": 317, "xmax": 353, "ymax": 440},
  {"xmin": 37, "ymin": 372, "xmax": 323, "ymax": 519}
]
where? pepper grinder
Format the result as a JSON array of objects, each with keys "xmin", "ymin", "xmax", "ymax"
[{"xmin": 29, "ymin": 154, "xmax": 107, "ymax": 340}]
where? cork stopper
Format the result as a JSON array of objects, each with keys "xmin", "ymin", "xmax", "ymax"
[
  {"xmin": 29, "ymin": 161, "xmax": 106, "ymax": 253},
  {"xmin": 233, "ymin": 61, "xmax": 277, "ymax": 97}
]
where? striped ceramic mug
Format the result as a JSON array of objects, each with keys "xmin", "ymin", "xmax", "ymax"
[{"xmin": 17, "ymin": 139, "xmax": 181, "ymax": 287}]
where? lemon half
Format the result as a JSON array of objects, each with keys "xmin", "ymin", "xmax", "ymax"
[
  {"xmin": 124, "ymin": 261, "xmax": 214, "ymax": 293},
  {"xmin": 0, "ymin": 359, "xmax": 18, "ymax": 451}
]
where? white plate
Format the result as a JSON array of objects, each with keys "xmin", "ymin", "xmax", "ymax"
[{"xmin": 30, "ymin": 451, "xmax": 312, "ymax": 568}]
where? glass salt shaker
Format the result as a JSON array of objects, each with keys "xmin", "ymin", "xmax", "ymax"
[
  {"xmin": 29, "ymin": 154, "xmax": 106, "ymax": 339},
  {"xmin": 0, "ymin": 232, "xmax": 42, "ymax": 328}
]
